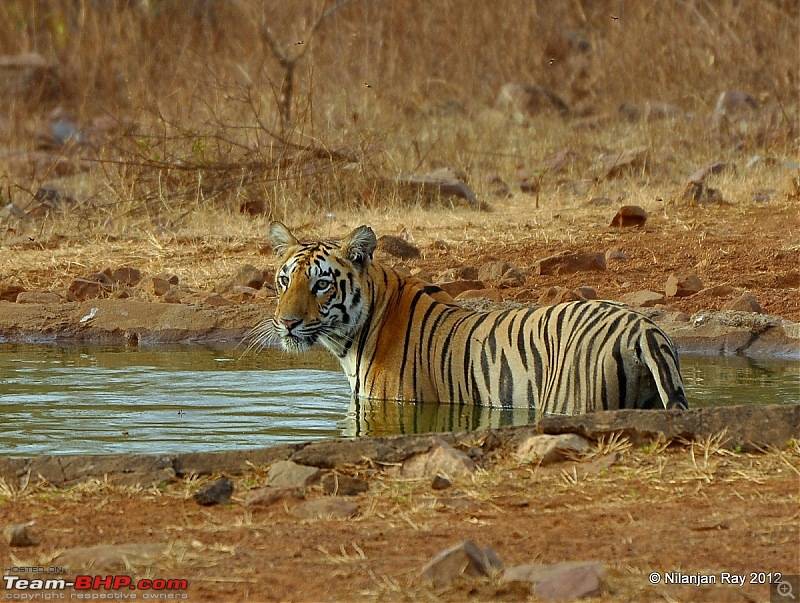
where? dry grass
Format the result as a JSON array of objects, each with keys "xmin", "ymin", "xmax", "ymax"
[{"xmin": 0, "ymin": 0, "xmax": 797, "ymax": 234}]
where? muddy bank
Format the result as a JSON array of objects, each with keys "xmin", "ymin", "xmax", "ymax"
[
  {"xmin": 2, "ymin": 404, "xmax": 797, "ymax": 488},
  {"xmin": 0, "ymin": 298, "xmax": 798, "ymax": 357}
]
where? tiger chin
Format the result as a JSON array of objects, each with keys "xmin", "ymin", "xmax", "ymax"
[{"xmin": 249, "ymin": 222, "xmax": 689, "ymax": 416}]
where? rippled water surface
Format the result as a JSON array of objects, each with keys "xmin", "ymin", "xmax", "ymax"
[{"xmin": 1, "ymin": 344, "xmax": 796, "ymax": 456}]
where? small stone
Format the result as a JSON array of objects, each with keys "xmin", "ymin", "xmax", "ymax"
[
  {"xmin": 244, "ymin": 487, "xmax": 305, "ymax": 508},
  {"xmin": 410, "ymin": 267, "xmax": 433, "ymax": 282},
  {"xmin": 154, "ymin": 272, "xmax": 179, "ymax": 285},
  {"xmin": 393, "ymin": 437, "xmax": 477, "ymax": 479},
  {"xmin": 437, "ymin": 280, "xmax": 486, "ymax": 298},
  {"xmin": 431, "ymin": 475, "xmax": 452, "ymax": 490},
  {"xmin": 681, "ymin": 181, "xmax": 724, "ymax": 204},
  {"xmin": 620, "ymin": 290, "xmax": 666, "ymax": 308},
  {"xmin": 573, "ymin": 286, "xmax": 597, "ymax": 300},
  {"xmin": 596, "ymin": 146, "xmax": 649, "ymax": 179},
  {"xmin": 456, "ymin": 288, "xmax": 503, "ymax": 302},
  {"xmin": 378, "ymin": 235, "xmax": 421, "ymax": 260},
  {"xmin": 215, "ymin": 264, "xmax": 269, "ymax": 292},
  {"xmin": 501, "ymin": 561, "xmax": 606, "ymax": 600},
  {"xmin": 227, "ymin": 285, "xmax": 259, "ymax": 302},
  {"xmin": 193, "ymin": 477, "xmax": 234, "ymax": 506},
  {"xmin": 109, "ymin": 266, "xmax": 142, "ymax": 286},
  {"xmin": 141, "ymin": 276, "xmax": 171, "ymax": 297},
  {"xmin": 605, "ymin": 250, "xmax": 630, "ymax": 262},
  {"xmin": 289, "ymin": 497, "xmax": 358, "ymax": 520},
  {"xmin": 422, "ymin": 540, "xmax": 503, "ymax": 588},
  {"xmin": 16, "ymin": 291, "xmax": 60, "ymax": 304},
  {"xmin": 320, "ymin": 474, "xmax": 369, "ymax": 496},
  {"xmin": 478, "ymin": 261, "xmax": 515, "ymax": 282},
  {"xmin": 665, "ymin": 273, "xmax": 704, "ymax": 298},
  {"xmin": 0, "ymin": 283, "xmax": 26, "ymax": 302},
  {"xmin": 724, "ymin": 293, "xmax": 764, "ymax": 313},
  {"xmin": 267, "ymin": 460, "xmax": 321, "ymax": 488},
  {"xmin": 534, "ymin": 251, "xmax": 606, "ymax": 276},
  {"xmin": 4, "ymin": 523, "xmax": 37, "ymax": 547},
  {"xmin": 196, "ymin": 293, "xmax": 233, "ymax": 306},
  {"xmin": 537, "ymin": 286, "xmax": 582, "ymax": 305},
  {"xmin": 68, "ymin": 277, "xmax": 112, "ymax": 301},
  {"xmin": 161, "ymin": 289, "xmax": 185, "ymax": 304},
  {"xmin": 517, "ymin": 434, "xmax": 591, "ymax": 464},
  {"xmin": 610, "ymin": 205, "xmax": 647, "ymax": 227}
]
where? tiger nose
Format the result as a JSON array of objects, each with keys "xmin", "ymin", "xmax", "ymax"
[{"xmin": 280, "ymin": 317, "xmax": 301, "ymax": 331}]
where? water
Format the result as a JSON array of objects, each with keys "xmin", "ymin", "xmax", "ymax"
[{"xmin": 0, "ymin": 344, "xmax": 797, "ymax": 456}]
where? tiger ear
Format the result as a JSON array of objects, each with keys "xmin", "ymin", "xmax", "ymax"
[
  {"xmin": 341, "ymin": 225, "xmax": 377, "ymax": 271},
  {"xmin": 268, "ymin": 221, "xmax": 300, "ymax": 256}
]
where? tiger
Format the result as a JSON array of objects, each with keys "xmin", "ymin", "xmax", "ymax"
[{"xmin": 248, "ymin": 222, "xmax": 689, "ymax": 415}]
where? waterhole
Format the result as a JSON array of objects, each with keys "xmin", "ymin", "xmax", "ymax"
[{"xmin": 1, "ymin": 344, "xmax": 797, "ymax": 456}]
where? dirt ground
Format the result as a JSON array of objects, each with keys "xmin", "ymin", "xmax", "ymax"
[
  {"xmin": 2, "ymin": 441, "xmax": 798, "ymax": 603},
  {"xmin": 2, "ymin": 193, "xmax": 800, "ymax": 602}
]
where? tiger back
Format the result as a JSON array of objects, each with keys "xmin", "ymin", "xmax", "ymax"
[{"xmin": 249, "ymin": 222, "xmax": 689, "ymax": 416}]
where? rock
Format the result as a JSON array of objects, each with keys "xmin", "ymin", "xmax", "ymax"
[
  {"xmin": 538, "ymin": 405, "xmax": 800, "ymax": 452},
  {"xmin": 161, "ymin": 289, "xmax": 185, "ymax": 304},
  {"xmin": 456, "ymin": 289, "xmax": 503, "ymax": 302},
  {"xmin": 478, "ymin": 261, "xmax": 514, "ymax": 282},
  {"xmin": 421, "ymin": 540, "xmax": 503, "ymax": 588},
  {"xmin": 431, "ymin": 475, "xmax": 452, "ymax": 490},
  {"xmin": 618, "ymin": 101, "xmax": 642, "ymax": 121},
  {"xmin": 377, "ymin": 235, "xmax": 421, "ymax": 260},
  {"xmin": 681, "ymin": 181, "xmax": 724, "ymax": 204},
  {"xmin": 724, "ymin": 292, "xmax": 764, "ymax": 313},
  {"xmin": 537, "ymin": 286, "xmax": 582, "ymax": 305},
  {"xmin": 68, "ymin": 277, "xmax": 112, "ymax": 301},
  {"xmin": 16, "ymin": 291, "xmax": 60, "ymax": 304},
  {"xmin": 595, "ymin": 146, "xmax": 649, "ymax": 179},
  {"xmin": 141, "ymin": 276, "xmax": 172, "ymax": 297},
  {"xmin": 501, "ymin": 561, "xmax": 606, "ymax": 600},
  {"xmin": 666, "ymin": 273, "xmax": 704, "ymax": 297},
  {"xmin": 109, "ymin": 266, "xmax": 142, "ymax": 287},
  {"xmin": 587, "ymin": 196, "xmax": 614, "ymax": 206},
  {"xmin": 320, "ymin": 473, "xmax": 369, "ymax": 496},
  {"xmin": 30, "ymin": 185, "xmax": 78, "ymax": 215},
  {"xmin": 155, "ymin": 272, "xmax": 180, "ymax": 285},
  {"xmin": 485, "ymin": 173, "xmax": 510, "ymax": 198},
  {"xmin": 215, "ymin": 264, "xmax": 269, "ymax": 292},
  {"xmin": 0, "ymin": 53, "xmax": 63, "ymax": 104},
  {"xmin": 620, "ymin": 290, "xmax": 666, "ymax": 308},
  {"xmin": 534, "ymin": 251, "xmax": 606, "ymax": 276},
  {"xmin": 4, "ymin": 523, "xmax": 37, "ymax": 547},
  {"xmin": 573, "ymin": 286, "xmax": 597, "ymax": 300},
  {"xmin": 0, "ymin": 283, "xmax": 25, "ymax": 302},
  {"xmin": 267, "ymin": 460, "xmax": 321, "ymax": 488},
  {"xmin": 610, "ymin": 205, "xmax": 647, "ymax": 227},
  {"xmin": 516, "ymin": 434, "xmax": 591, "ymax": 464},
  {"xmin": 396, "ymin": 170, "xmax": 478, "ymax": 206},
  {"xmin": 52, "ymin": 543, "xmax": 167, "ymax": 573},
  {"xmin": 244, "ymin": 486, "xmax": 305, "ymax": 508},
  {"xmin": 687, "ymin": 162, "xmax": 732, "ymax": 184},
  {"xmin": 393, "ymin": 437, "xmax": 477, "ymax": 479},
  {"xmin": 227, "ymin": 286, "xmax": 259, "ymax": 303},
  {"xmin": 289, "ymin": 497, "xmax": 358, "ymax": 520},
  {"xmin": 437, "ymin": 280, "xmax": 486, "ymax": 298},
  {"xmin": 439, "ymin": 266, "xmax": 479, "ymax": 281},
  {"xmin": 605, "ymin": 250, "xmax": 630, "ymax": 262},
  {"xmin": 193, "ymin": 477, "xmax": 234, "ymax": 506},
  {"xmin": 195, "ymin": 293, "xmax": 234, "ymax": 306},
  {"xmin": 495, "ymin": 83, "xmax": 570, "ymax": 122}
]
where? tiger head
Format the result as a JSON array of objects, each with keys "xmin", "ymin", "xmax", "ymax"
[{"xmin": 255, "ymin": 221, "xmax": 377, "ymax": 355}]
